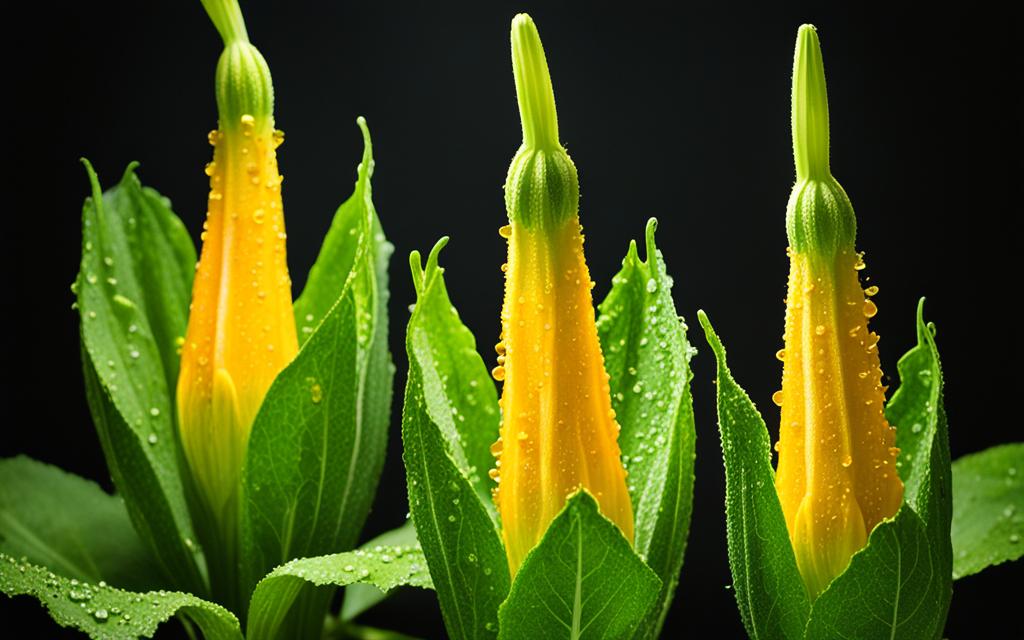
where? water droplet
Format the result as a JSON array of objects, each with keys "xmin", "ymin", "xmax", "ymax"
[
  {"xmin": 343, "ymin": 564, "xmax": 354, "ymax": 572},
  {"xmin": 841, "ymin": 455, "xmax": 852, "ymax": 467},
  {"xmin": 498, "ymin": 224, "xmax": 512, "ymax": 239},
  {"xmin": 775, "ymin": 348, "xmax": 786, "ymax": 362},
  {"xmin": 491, "ymin": 366, "xmax": 505, "ymax": 381},
  {"xmin": 447, "ymin": 515, "xmax": 456, "ymax": 522},
  {"xmin": 863, "ymin": 300, "xmax": 878, "ymax": 318},
  {"xmin": 208, "ymin": 129, "xmax": 220, "ymax": 145},
  {"xmin": 93, "ymin": 609, "xmax": 109, "ymax": 622},
  {"xmin": 359, "ymin": 568, "xmax": 370, "ymax": 577},
  {"xmin": 911, "ymin": 423, "xmax": 923, "ymax": 434},
  {"xmin": 815, "ymin": 324, "xmax": 826, "ymax": 336},
  {"xmin": 310, "ymin": 383, "xmax": 323, "ymax": 404},
  {"xmin": 1010, "ymin": 534, "xmax": 1020, "ymax": 544},
  {"xmin": 252, "ymin": 208, "xmax": 265, "ymax": 224},
  {"xmin": 772, "ymin": 390, "xmax": 784, "ymax": 406},
  {"xmin": 204, "ymin": 161, "xmax": 216, "ymax": 177},
  {"xmin": 148, "ymin": 433, "xmax": 158, "ymax": 445},
  {"xmin": 864, "ymin": 285, "xmax": 879, "ymax": 296},
  {"xmin": 149, "ymin": 407, "xmax": 160, "ymax": 417},
  {"xmin": 646, "ymin": 278, "xmax": 658, "ymax": 293}
]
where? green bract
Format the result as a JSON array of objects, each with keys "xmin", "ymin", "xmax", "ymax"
[
  {"xmin": 700, "ymin": 300, "xmax": 954, "ymax": 639},
  {"xmin": 402, "ymin": 219, "xmax": 696, "ymax": 639}
]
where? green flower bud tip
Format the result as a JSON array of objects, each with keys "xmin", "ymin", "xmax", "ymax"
[
  {"xmin": 504, "ymin": 14, "xmax": 579, "ymax": 230},
  {"xmin": 786, "ymin": 24, "xmax": 856, "ymax": 258},
  {"xmin": 202, "ymin": 0, "xmax": 274, "ymax": 131}
]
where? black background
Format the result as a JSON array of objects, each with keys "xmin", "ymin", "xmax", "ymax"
[{"xmin": 3, "ymin": 1, "xmax": 1020, "ymax": 638}]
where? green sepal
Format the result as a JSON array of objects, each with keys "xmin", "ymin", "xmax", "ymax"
[
  {"xmin": 75, "ymin": 161, "xmax": 205, "ymax": 596},
  {"xmin": 497, "ymin": 491, "xmax": 661, "ymax": 640},
  {"xmin": 402, "ymin": 239, "xmax": 510, "ymax": 639},
  {"xmin": 240, "ymin": 120, "xmax": 393, "ymax": 614},
  {"xmin": 0, "ymin": 456, "xmax": 161, "ymax": 593},
  {"xmin": 950, "ymin": 443, "xmax": 1024, "ymax": 579},
  {"xmin": 596, "ymin": 219, "xmax": 696, "ymax": 638},
  {"xmin": 201, "ymin": 0, "xmax": 274, "ymax": 128},
  {"xmin": 504, "ymin": 146, "xmax": 579, "ymax": 230},
  {"xmin": 0, "ymin": 553, "xmax": 241, "ymax": 640}
]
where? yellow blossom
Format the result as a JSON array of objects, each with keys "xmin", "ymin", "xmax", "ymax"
[
  {"xmin": 773, "ymin": 25, "xmax": 903, "ymax": 598},
  {"xmin": 491, "ymin": 14, "xmax": 634, "ymax": 577},
  {"xmin": 176, "ymin": 0, "xmax": 297, "ymax": 572}
]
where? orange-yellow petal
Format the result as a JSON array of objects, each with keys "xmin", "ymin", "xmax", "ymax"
[
  {"xmin": 775, "ymin": 250, "xmax": 902, "ymax": 596},
  {"xmin": 177, "ymin": 116, "xmax": 297, "ymax": 519},
  {"xmin": 494, "ymin": 218, "xmax": 634, "ymax": 575}
]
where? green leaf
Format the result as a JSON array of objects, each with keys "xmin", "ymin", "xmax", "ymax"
[
  {"xmin": 294, "ymin": 117, "xmax": 394, "ymax": 354},
  {"xmin": 402, "ymin": 239, "xmax": 510, "ymax": 639},
  {"xmin": 405, "ymin": 238, "xmax": 501, "ymax": 511},
  {"xmin": 0, "ymin": 457, "xmax": 160, "ymax": 592},
  {"xmin": 246, "ymin": 539, "xmax": 432, "ymax": 640},
  {"xmin": 341, "ymin": 521, "xmax": 421, "ymax": 621},
  {"xmin": 596, "ymin": 218, "xmax": 696, "ymax": 638},
  {"xmin": 950, "ymin": 443, "xmax": 1024, "ymax": 579},
  {"xmin": 241, "ymin": 118, "xmax": 394, "ymax": 599},
  {"xmin": 0, "ymin": 553, "xmax": 241, "ymax": 640},
  {"xmin": 805, "ymin": 300, "xmax": 952, "ymax": 639},
  {"xmin": 698, "ymin": 311, "xmax": 811, "ymax": 640},
  {"xmin": 803, "ymin": 507, "xmax": 945, "ymax": 639},
  {"xmin": 887, "ymin": 300, "xmax": 952, "ymax": 545},
  {"xmin": 497, "ymin": 491, "xmax": 661, "ymax": 640},
  {"xmin": 75, "ymin": 161, "xmax": 204, "ymax": 594}
]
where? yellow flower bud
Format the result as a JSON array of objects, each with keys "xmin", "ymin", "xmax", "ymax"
[
  {"xmin": 491, "ymin": 14, "xmax": 633, "ymax": 577},
  {"xmin": 773, "ymin": 25, "xmax": 902, "ymax": 598},
  {"xmin": 177, "ymin": 1, "xmax": 297, "ymax": 537}
]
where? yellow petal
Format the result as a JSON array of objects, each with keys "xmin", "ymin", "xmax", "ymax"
[
  {"xmin": 493, "ymin": 218, "xmax": 634, "ymax": 576},
  {"xmin": 177, "ymin": 116, "xmax": 297, "ymax": 518},
  {"xmin": 774, "ymin": 250, "xmax": 902, "ymax": 596}
]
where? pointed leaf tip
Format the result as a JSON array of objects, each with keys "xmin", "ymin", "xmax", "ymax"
[
  {"xmin": 792, "ymin": 23, "xmax": 831, "ymax": 181},
  {"xmin": 644, "ymin": 217, "xmax": 659, "ymax": 264}
]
